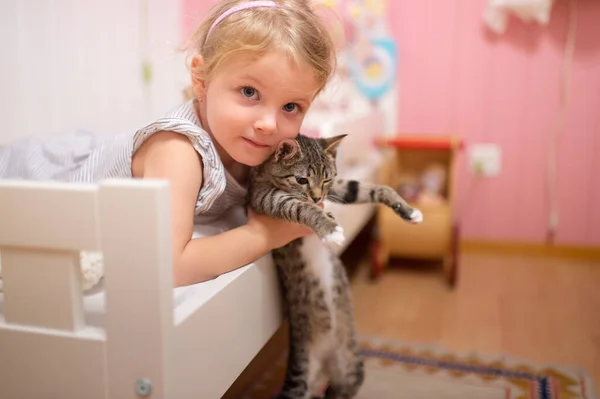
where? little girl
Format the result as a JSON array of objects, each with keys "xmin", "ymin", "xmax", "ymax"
[{"xmin": 0, "ymin": 0, "xmax": 337, "ymax": 287}]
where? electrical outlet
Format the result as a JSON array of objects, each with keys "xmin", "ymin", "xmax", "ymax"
[{"xmin": 469, "ymin": 143, "xmax": 501, "ymax": 177}]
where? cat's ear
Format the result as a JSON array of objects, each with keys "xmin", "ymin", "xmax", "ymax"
[
  {"xmin": 274, "ymin": 139, "xmax": 301, "ymax": 163},
  {"xmin": 320, "ymin": 134, "xmax": 347, "ymax": 157}
]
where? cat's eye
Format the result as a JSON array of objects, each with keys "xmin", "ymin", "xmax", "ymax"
[{"xmin": 295, "ymin": 176, "xmax": 309, "ymax": 185}]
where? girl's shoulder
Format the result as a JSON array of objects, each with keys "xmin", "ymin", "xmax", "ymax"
[{"xmin": 133, "ymin": 99, "xmax": 228, "ymax": 215}]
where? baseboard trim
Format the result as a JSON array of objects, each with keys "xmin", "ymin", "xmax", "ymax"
[{"xmin": 461, "ymin": 240, "xmax": 600, "ymax": 261}]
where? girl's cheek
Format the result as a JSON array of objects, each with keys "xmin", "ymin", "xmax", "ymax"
[{"xmin": 281, "ymin": 125, "xmax": 300, "ymax": 140}]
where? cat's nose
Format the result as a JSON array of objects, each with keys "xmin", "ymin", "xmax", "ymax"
[{"xmin": 310, "ymin": 189, "xmax": 323, "ymax": 204}]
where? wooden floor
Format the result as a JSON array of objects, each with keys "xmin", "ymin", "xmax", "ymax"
[
  {"xmin": 350, "ymin": 251, "xmax": 600, "ymax": 391},
  {"xmin": 225, "ymin": 243, "xmax": 600, "ymax": 398}
]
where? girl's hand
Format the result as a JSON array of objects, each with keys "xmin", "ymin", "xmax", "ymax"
[{"xmin": 246, "ymin": 207, "xmax": 318, "ymax": 250}]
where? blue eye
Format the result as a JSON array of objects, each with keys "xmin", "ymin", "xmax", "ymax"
[
  {"xmin": 283, "ymin": 103, "xmax": 298, "ymax": 113},
  {"xmin": 295, "ymin": 176, "xmax": 308, "ymax": 185},
  {"xmin": 241, "ymin": 87, "xmax": 257, "ymax": 98}
]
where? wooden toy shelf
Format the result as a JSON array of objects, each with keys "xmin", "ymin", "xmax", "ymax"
[{"xmin": 371, "ymin": 135, "xmax": 463, "ymax": 287}]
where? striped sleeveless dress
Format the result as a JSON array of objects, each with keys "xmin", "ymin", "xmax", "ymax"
[{"xmin": 0, "ymin": 99, "xmax": 247, "ymax": 224}]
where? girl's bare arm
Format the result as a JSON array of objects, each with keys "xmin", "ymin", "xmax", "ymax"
[{"xmin": 132, "ymin": 131, "xmax": 310, "ymax": 287}]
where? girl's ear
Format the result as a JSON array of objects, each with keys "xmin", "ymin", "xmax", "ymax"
[
  {"xmin": 191, "ymin": 54, "xmax": 207, "ymax": 99},
  {"xmin": 319, "ymin": 134, "xmax": 347, "ymax": 157},
  {"xmin": 275, "ymin": 139, "xmax": 301, "ymax": 163}
]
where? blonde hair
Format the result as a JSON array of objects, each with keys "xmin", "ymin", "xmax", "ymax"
[{"xmin": 184, "ymin": 0, "xmax": 337, "ymax": 97}]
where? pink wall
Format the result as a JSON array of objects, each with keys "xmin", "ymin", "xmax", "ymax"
[
  {"xmin": 181, "ymin": 0, "xmax": 211, "ymax": 41},
  {"xmin": 391, "ymin": 0, "xmax": 600, "ymax": 246},
  {"xmin": 181, "ymin": 0, "xmax": 600, "ymax": 246}
]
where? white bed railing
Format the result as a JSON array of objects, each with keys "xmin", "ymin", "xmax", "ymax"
[
  {"xmin": 0, "ymin": 179, "xmax": 176, "ymax": 398},
  {"xmin": 0, "ymin": 178, "xmax": 284, "ymax": 399}
]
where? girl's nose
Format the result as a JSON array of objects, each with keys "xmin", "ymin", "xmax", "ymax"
[{"xmin": 254, "ymin": 110, "xmax": 277, "ymax": 135}]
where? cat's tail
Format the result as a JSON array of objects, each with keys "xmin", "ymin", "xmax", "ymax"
[{"xmin": 328, "ymin": 179, "xmax": 423, "ymax": 224}]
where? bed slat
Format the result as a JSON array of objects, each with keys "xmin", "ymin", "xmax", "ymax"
[
  {"xmin": 0, "ymin": 180, "xmax": 100, "ymax": 251},
  {"xmin": 2, "ymin": 247, "xmax": 84, "ymax": 331},
  {"xmin": 98, "ymin": 179, "xmax": 175, "ymax": 398},
  {"xmin": 0, "ymin": 325, "xmax": 106, "ymax": 399}
]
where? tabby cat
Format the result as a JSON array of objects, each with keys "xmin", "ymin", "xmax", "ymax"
[{"xmin": 248, "ymin": 134, "xmax": 422, "ymax": 399}]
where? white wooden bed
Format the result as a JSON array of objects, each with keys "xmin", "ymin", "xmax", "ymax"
[
  {"xmin": 0, "ymin": 112, "xmax": 384, "ymax": 399},
  {"xmin": 0, "ymin": 178, "xmax": 283, "ymax": 399}
]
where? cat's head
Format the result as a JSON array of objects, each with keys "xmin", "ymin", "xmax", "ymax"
[{"xmin": 265, "ymin": 133, "xmax": 346, "ymax": 204}]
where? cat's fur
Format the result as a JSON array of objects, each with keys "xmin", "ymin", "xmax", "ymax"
[{"xmin": 248, "ymin": 134, "xmax": 422, "ymax": 399}]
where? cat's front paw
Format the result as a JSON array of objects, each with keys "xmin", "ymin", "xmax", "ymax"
[
  {"xmin": 408, "ymin": 209, "xmax": 423, "ymax": 224},
  {"xmin": 322, "ymin": 225, "xmax": 345, "ymax": 246},
  {"xmin": 392, "ymin": 204, "xmax": 423, "ymax": 224}
]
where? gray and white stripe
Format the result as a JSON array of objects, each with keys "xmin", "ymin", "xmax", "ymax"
[{"xmin": 0, "ymin": 100, "xmax": 247, "ymax": 219}]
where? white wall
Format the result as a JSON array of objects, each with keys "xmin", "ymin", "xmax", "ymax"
[{"xmin": 0, "ymin": 0, "xmax": 189, "ymax": 145}]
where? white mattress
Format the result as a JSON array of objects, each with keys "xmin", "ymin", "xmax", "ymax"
[{"xmin": 0, "ymin": 206, "xmax": 257, "ymax": 329}]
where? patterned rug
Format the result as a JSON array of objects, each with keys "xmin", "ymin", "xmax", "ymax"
[{"xmin": 242, "ymin": 337, "xmax": 597, "ymax": 399}]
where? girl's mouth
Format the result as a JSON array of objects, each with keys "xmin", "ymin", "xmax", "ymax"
[{"xmin": 243, "ymin": 137, "xmax": 270, "ymax": 148}]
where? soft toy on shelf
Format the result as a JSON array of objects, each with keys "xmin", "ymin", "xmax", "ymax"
[
  {"xmin": 417, "ymin": 163, "xmax": 447, "ymax": 206},
  {"xmin": 396, "ymin": 172, "xmax": 420, "ymax": 202}
]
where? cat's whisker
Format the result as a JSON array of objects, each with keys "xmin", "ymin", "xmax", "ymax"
[{"xmin": 326, "ymin": 195, "xmax": 348, "ymax": 205}]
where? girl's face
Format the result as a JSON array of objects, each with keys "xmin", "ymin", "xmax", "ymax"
[{"xmin": 192, "ymin": 51, "xmax": 321, "ymax": 167}]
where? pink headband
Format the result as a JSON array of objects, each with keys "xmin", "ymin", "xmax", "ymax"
[{"xmin": 205, "ymin": 1, "xmax": 284, "ymax": 43}]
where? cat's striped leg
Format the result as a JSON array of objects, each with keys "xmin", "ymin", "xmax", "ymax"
[
  {"xmin": 307, "ymin": 351, "xmax": 326, "ymax": 398},
  {"xmin": 277, "ymin": 331, "xmax": 313, "ymax": 399},
  {"xmin": 252, "ymin": 187, "xmax": 345, "ymax": 246},
  {"xmin": 328, "ymin": 179, "xmax": 423, "ymax": 224},
  {"xmin": 322, "ymin": 347, "xmax": 364, "ymax": 399}
]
